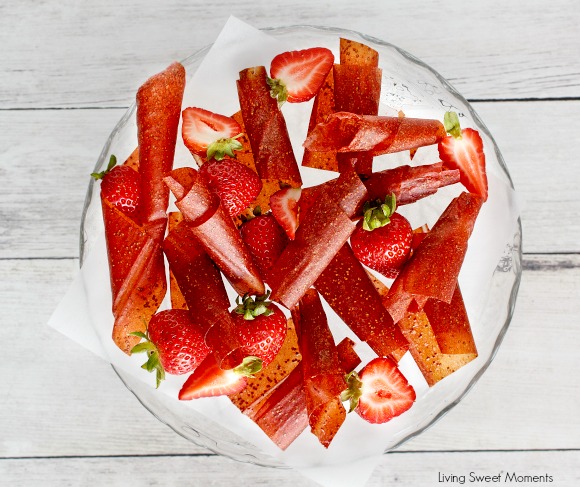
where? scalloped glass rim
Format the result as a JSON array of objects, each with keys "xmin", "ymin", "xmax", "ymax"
[{"xmin": 80, "ymin": 24, "xmax": 522, "ymax": 468}]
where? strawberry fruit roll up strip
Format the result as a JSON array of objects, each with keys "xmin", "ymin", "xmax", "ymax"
[
  {"xmin": 315, "ymin": 243, "xmax": 408, "ymax": 357},
  {"xmin": 136, "ymin": 62, "xmax": 186, "ymax": 240},
  {"xmin": 269, "ymin": 169, "xmax": 368, "ymax": 310},
  {"xmin": 237, "ymin": 66, "xmax": 302, "ymax": 186},
  {"xmin": 163, "ymin": 220, "xmax": 246, "ymax": 370},
  {"xmin": 102, "ymin": 198, "xmax": 167, "ymax": 354},
  {"xmin": 164, "ymin": 167, "xmax": 265, "ymax": 297},
  {"xmin": 384, "ymin": 191, "xmax": 484, "ymax": 323},
  {"xmin": 298, "ymin": 288, "xmax": 347, "ymax": 448},
  {"xmin": 303, "ymin": 111, "xmax": 446, "ymax": 157}
]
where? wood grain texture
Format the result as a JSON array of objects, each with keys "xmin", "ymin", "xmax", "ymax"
[{"xmin": 1, "ymin": 0, "xmax": 580, "ymax": 109}]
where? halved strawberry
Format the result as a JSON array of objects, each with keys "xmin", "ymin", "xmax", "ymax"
[
  {"xmin": 438, "ymin": 111, "xmax": 488, "ymax": 201},
  {"xmin": 199, "ymin": 158, "xmax": 262, "ymax": 218},
  {"xmin": 268, "ymin": 47, "xmax": 334, "ymax": 105},
  {"xmin": 341, "ymin": 357, "xmax": 416, "ymax": 424},
  {"xmin": 182, "ymin": 107, "xmax": 243, "ymax": 161},
  {"xmin": 178, "ymin": 354, "xmax": 262, "ymax": 400},
  {"xmin": 269, "ymin": 187, "xmax": 301, "ymax": 239},
  {"xmin": 92, "ymin": 155, "xmax": 141, "ymax": 219},
  {"xmin": 231, "ymin": 292, "xmax": 287, "ymax": 366}
]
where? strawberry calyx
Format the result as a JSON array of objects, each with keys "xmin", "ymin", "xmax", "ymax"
[
  {"xmin": 234, "ymin": 291, "xmax": 275, "ymax": 321},
  {"xmin": 129, "ymin": 330, "xmax": 165, "ymax": 388},
  {"xmin": 233, "ymin": 355, "xmax": 263, "ymax": 377},
  {"xmin": 266, "ymin": 76, "xmax": 288, "ymax": 107},
  {"xmin": 206, "ymin": 133, "xmax": 244, "ymax": 161},
  {"xmin": 340, "ymin": 370, "xmax": 364, "ymax": 413},
  {"xmin": 362, "ymin": 193, "xmax": 397, "ymax": 231},
  {"xmin": 443, "ymin": 111, "xmax": 463, "ymax": 139},
  {"xmin": 91, "ymin": 154, "xmax": 117, "ymax": 180}
]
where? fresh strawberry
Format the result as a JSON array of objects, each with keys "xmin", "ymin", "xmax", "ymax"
[
  {"xmin": 438, "ymin": 111, "xmax": 488, "ymax": 201},
  {"xmin": 231, "ymin": 293, "xmax": 287, "ymax": 367},
  {"xmin": 350, "ymin": 195, "xmax": 413, "ymax": 279},
  {"xmin": 199, "ymin": 158, "xmax": 262, "ymax": 218},
  {"xmin": 179, "ymin": 354, "xmax": 262, "ymax": 400},
  {"xmin": 268, "ymin": 47, "xmax": 334, "ymax": 105},
  {"xmin": 341, "ymin": 357, "xmax": 416, "ymax": 424},
  {"xmin": 240, "ymin": 212, "xmax": 289, "ymax": 278},
  {"xmin": 92, "ymin": 155, "xmax": 140, "ymax": 219},
  {"xmin": 130, "ymin": 309, "xmax": 211, "ymax": 387},
  {"xmin": 181, "ymin": 107, "xmax": 243, "ymax": 161},
  {"xmin": 269, "ymin": 187, "xmax": 301, "ymax": 239}
]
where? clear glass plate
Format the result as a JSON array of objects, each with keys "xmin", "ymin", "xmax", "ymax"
[{"xmin": 80, "ymin": 25, "xmax": 522, "ymax": 468}]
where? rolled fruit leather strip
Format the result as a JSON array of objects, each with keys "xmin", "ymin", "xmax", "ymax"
[
  {"xmin": 164, "ymin": 167, "xmax": 265, "ymax": 297},
  {"xmin": 315, "ymin": 243, "xmax": 408, "ymax": 357},
  {"xmin": 333, "ymin": 38, "xmax": 382, "ymax": 176},
  {"xmin": 299, "ymin": 162, "xmax": 460, "ymax": 219},
  {"xmin": 303, "ymin": 112, "xmax": 446, "ymax": 157},
  {"xmin": 166, "ymin": 212, "xmax": 188, "ymax": 310},
  {"xmin": 384, "ymin": 191, "xmax": 484, "ymax": 323},
  {"xmin": 101, "ymin": 198, "xmax": 166, "ymax": 354},
  {"xmin": 237, "ymin": 66, "xmax": 302, "ymax": 186},
  {"xmin": 136, "ymin": 61, "xmax": 185, "ymax": 241},
  {"xmin": 269, "ymin": 168, "xmax": 367, "ymax": 310},
  {"xmin": 163, "ymin": 216, "xmax": 246, "ymax": 370}
]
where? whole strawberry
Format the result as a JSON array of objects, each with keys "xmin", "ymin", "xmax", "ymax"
[
  {"xmin": 240, "ymin": 212, "xmax": 289, "ymax": 279},
  {"xmin": 231, "ymin": 293, "xmax": 287, "ymax": 367},
  {"xmin": 200, "ymin": 158, "xmax": 262, "ymax": 218},
  {"xmin": 130, "ymin": 309, "xmax": 211, "ymax": 387},
  {"xmin": 92, "ymin": 155, "xmax": 140, "ymax": 219},
  {"xmin": 350, "ymin": 194, "xmax": 412, "ymax": 279}
]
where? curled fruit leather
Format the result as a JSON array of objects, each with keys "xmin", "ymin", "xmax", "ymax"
[
  {"xmin": 333, "ymin": 38, "xmax": 382, "ymax": 176},
  {"xmin": 315, "ymin": 244, "xmax": 408, "ymax": 357},
  {"xmin": 303, "ymin": 111, "xmax": 446, "ymax": 157},
  {"xmin": 164, "ymin": 167, "xmax": 265, "ymax": 297},
  {"xmin": 136, "ymin": 61, "xmax": 186, "ymax": 237},
  {"xmin": 269, "ymin": 169, "xmax": 368, "ymax": 309},
  {"xmin": 102, "ymin": 198, "xmax": 166, "ymax": 354},
  {"xmin": 163, "ymin": 219, "xmax": 246, "ymax": 370},
  {"xmin": 298, "ymin": 289, "xmax": 347, "ymax": 448},
  {"xmin": 237, "ymin": 66, "xmax": 302, "ymax": 186},
  {"xmin": 299, "ymin": 162, "xmax": 460, "ymax": 218},
  {"xmin": 384, "ymin": 192, "xmax": 484, "ymax": 323}
]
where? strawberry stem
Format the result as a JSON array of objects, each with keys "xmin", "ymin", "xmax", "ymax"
[
  {"xmin": 129, "ymin": 330, "xmax": 165, "ymax": 388},
  {"xmin": 234, "ymin": 292, "xmax": 275, "ymax": 320},
  {"xmin": 362, "ymin": 194, "xmax": 397, "ymax": 231},
  {"xmin": 443, "ymin": 111, "xmax": 462, "ymax": 139},
  {"xmin": 266, "ymin": 77, "xmax": 288, "ymax": 108},
  {"xmin": 91, "ymin": 154, "xmax": 117, "ymax": 180},
  {"xmin": 206, "ymin": 133, "xmax": 243, "ymax": 161}
]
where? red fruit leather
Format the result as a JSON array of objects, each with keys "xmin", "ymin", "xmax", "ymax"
[
  {"xmin": 303, "ymin": 112, "xmax": 446, "ymax": 157},
  {"xmin": 300, "ymin": 162, "xmax": 460, "ymax": 219},
  {"xmin": 164, "ymin": 167, "xmax": 265, "ymax": 297},
  {"xmin": 298, "ymin": 289, "xmax": 346, "ymax": 448},
  {"xmin": 269, "ymin": 169, "xmax": 367, "ymax": 310},
  {"xmin": 102, "ymin": 198, "xmax": 167, "ymax": 354},
  {"xmin": 236, "ymin": 66, "xmax": 302, "ymax": 186},
  {"xmin": 163, "ymin": 220, "xmax": 246, "ymax": 370},
  {"xmin": 384, "ymin": 192, "xmax": 484, "ymax": 323},
  {"xmin": 315, "ymin": 244, "xmax": 408, "ymax": 357},
  {"xmin": 136, "ymin": 62, "xmax": 186, "ymax": 236},
  {"xmin": 336, "ymin": 337, "xmax": 362, "ymax": 374}
]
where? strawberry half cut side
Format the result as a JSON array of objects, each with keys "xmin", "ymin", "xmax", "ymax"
[
  {"xmin": 269, "ymin": 47, "xmax": 334, "ymax": 105},
  {"xmin": 341, "ymin": 357, "xmax": 416, "ymax": 424},
  {"xmin": 438, "ymin": 111, "xmax": 488, "ymax": 201},
  {"xmin": 270, "ymin": 187, "xmax": 301, "ymax": 239},
  {"xmin": 182, "ymin": 107, "xmax": 243, "ymax": 161},
  {"xmin": 178, "ymin": 354, "xmax": 262, "ymax": 400}
]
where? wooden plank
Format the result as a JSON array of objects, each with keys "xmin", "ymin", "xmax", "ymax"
[
  {"xmin": 1, "ymin": 255, "xmax": 578, "ymax": 458},
  {"xmin": 1, "ymin": 100, "xmax": 578, "ymax": 258},
  {"xmin": 0, "ymin": 450, "xmax": 577, "ymax": 486},
  {"xmin": 1, "ymin": 0, "xmax": 580, "ymax": 108}
]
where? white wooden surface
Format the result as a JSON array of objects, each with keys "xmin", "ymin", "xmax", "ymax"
[{"xmin": 1, "ymin": 1, "xmax": 579, "ymax": 486}]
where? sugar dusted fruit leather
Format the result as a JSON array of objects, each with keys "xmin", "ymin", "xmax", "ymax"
[{"xmin": 71, "ymin": 17, "xmax": 520, "ymax": 481}]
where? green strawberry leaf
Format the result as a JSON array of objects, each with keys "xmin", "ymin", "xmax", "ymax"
[
  {"xmin": 443, "ymin": 111, "xmax": 462, "ymax": 139},
  {"xmin": 91, "ymin": 154, "xmax": 117, "ymax": 180},
  {"xmin": 267, "ymin": 77, "xmax": 288, "ymax": 108}
]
